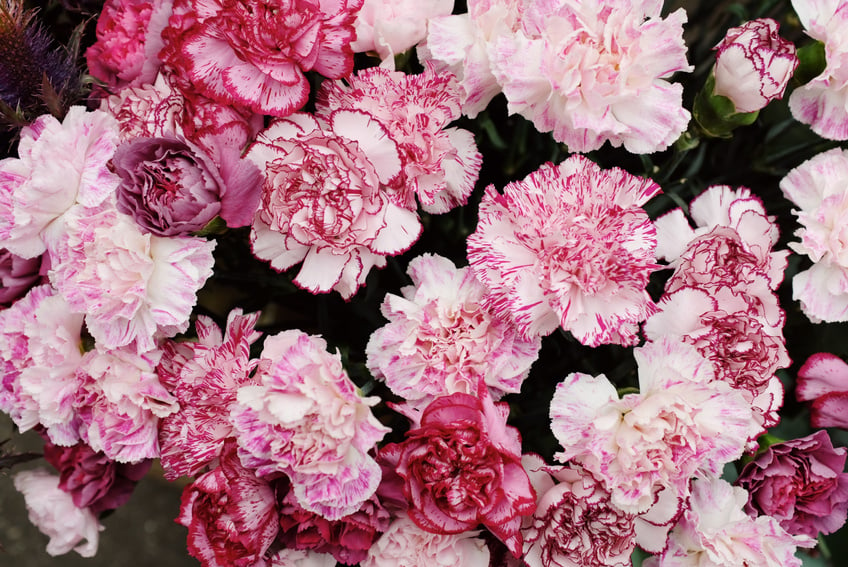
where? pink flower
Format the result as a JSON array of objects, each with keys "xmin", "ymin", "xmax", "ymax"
[
  {"xmin": 523, "ymin": 462, "xmax": 636, "ymax": 567},
  {"xmin": 48, "ymin": 204, "xmax": 216, "ymax": 353},
  {"xmin": 231, "ymin": 330, "xmax": 389, "ymax": 520},
  {"xmin": 550, "ymin": 338, "xmax": 753, "ymax": 514},
  {"xmin": 85, "ymin": 0, "xmax": 173, "ymax": 92},
  {"xmin": 42, "ymin": 438, "xmax": 151, "ymax": 516},
  {"xmin": 247, "ymin": 112, "xmax": 420, "ymax": 299},
  {"xmin": 178, "ymin": 441, "xmax": 278, "ymax": 567},
  {"xmin": 780, "ymin": 148, "xmax": 848, "ymax": 321},
  {"xmin": 797, "ymin": 352, "xmax": 848, "ymax": 428},
  {"xmin": 316, "ymin": 65, "xmax": 482, "ymax": 214},
  {"xmin": 361, "ymin": 513, "xmax": 491, "ymax": 567},
  {"xmin": 13, "ymin": 469, "xmax": 103, "ymax": 557},
  {"xmin": 157, "ymin": 310, "xmax": 262, "ymax": 480},
  {"xmin": 789, "ymin": 0, "xmax": 848, "ymax": 139},
  {"xmin": 267, "ymin": 549, "xmax": 337, "ymax": 567},
  {"xmin": 0, "ymin": 249, "xmax": 47, "ymax": 306},
  {"xmin": 0, "ymin": 107, "xmax": 120, "ymax": 258},
  {"xmin": 736, "ymin": 430, "xmax": 848, "ymax": 538},
  {"xmin": 467, "ymin": 156, "xmax": 660, "ymax": 346},
  {"xmin": 351, "ymin": 0, "xmax": 453, "ymax": 67},
  {"xmin": 366, "ymin": 254, "xmax": 540, "ymax": 405},
  {"xmin": 488, "ymin": 0, "xmax": 692, "ymax": 153},
  {"xmin": 160, "ymin": 0, "xmax": 362, "ymax": 116},
  {"xmin": 277, "ymin": 485, "xmax": 391, "ymax": 565},
  {"xmin": 713, "ymin": 18, "xmax": 797, "ymax": 113},
  {"xmin": 377, "ymin": 392, "xmax": 536, "ymax": 557},
  {"xmin": 644, "ymin": 477, "xmax": 815, "ymax": 567}
]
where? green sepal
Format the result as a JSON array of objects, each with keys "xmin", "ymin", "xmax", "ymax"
[
  {"xmin": 794, "ymin": 41, "xmax": 827, "ymax": 86},
  {"xmin": 192, "ymin": 216, "xmax": 229, "ymax": 237},
  {"xmin": 693, "ymin": 74, "xmax": 759, "ymax": 138}
]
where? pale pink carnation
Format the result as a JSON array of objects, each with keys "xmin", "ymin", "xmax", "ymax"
[
  {"xmin": 13, "ymin": 469, "xmax": 103, "ymax": 557},
  {"xmin": 789, "ymin": 0, "xmax": 848, "ymax": 140},
  {"xmin": 49, "ymin": 204, "xmax": 215, "ymax": 353},
  {"xmin": 352, "ymin": 0, "xmax": 453, "ymax": 67},
  {"xmin": 316, "ymin": 65, "xmax": 482, "ymax": 214},
  {"xmin": 267, "ymin": 549, "xmax": 337, "ymax": 567},
  {"xmin": 247, "ymin": 112, "xmax": 420, "ymax": 299},
  {"xmin": 160, "ymin": 0, "xmax": 362, "ymax": 117},
  {"xmin": 157, "ymin": 309, "xmax": 262, "ymax": 480},
  {"xmin": 231, "ymin": 330, "xmax": 389, "ymax": 520},
  {"xmin": 419, "ymin": 0, "xmax": 523, "ymax": 117},
  {"xmin": 361, "ymin": 513, "xmax": 491, "ymax": 567},
  {"xmin": 74, "ymin": 346, "xmax": 178, "ymax": 463},
  {"xmin": 713, "ymin": 18, "xmax": 797, "ymax": 113},
  {"xmin": 550, "ymin": 337, "xmax": 753, "ymax": 514},
  {"xmin": 644, "ymin": 477, "xmax": 815, "ymax": 567},
  {"xmin": 0, "ymin": 107, "xmax": 120, "ymax": 258},
  {"xmin": 366, "ymin": 253, "xmax": 539, "ymax": 405},
  {"xmin": 797, "ymin": 352, "xmax": 848, "ymax": 428},
  {"xmin": 780, "ymin": 148, "xmax": 848, "ymax": 321},
  {"xmin": 488, "ymin": 0, "xmax": 692, "ymax": 153},
  {"xmin": 467, "ymin": 156, "xmax": 660, "ymax": 346}
]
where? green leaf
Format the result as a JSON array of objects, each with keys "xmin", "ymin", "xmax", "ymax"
[{"xmin": 794, "ymin": 41, "xmax": 827, "ymax": 87}]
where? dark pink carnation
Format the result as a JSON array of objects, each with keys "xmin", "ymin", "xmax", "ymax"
[
  {"xmin": 737, "ymin": 430, "xmax": 848, "ymax": 538},
  {"xmin": 378, "ymin": 392, "xmax": 536, "ymax": 558},
  {"xmin": 42, "ymin": 438, "xmax": 151, "ymax": 516},
  {"xmin": 0, "ymin": 249, "xmax": 47, "ymax": 307},
  {"xmin": 160, "ymin": 0, "xmax": 362, "ymax": 117},
  {"xmin": 178, "ymin": 441, "xmax": 278, "ymax": 567}
]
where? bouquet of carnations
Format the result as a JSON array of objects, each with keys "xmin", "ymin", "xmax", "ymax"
[{"xmin": 3, "ymin": 0, "xmax": 848, "ymax": 565}]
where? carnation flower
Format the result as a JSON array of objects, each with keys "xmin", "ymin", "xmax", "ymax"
[
  {"xmin": 157, "ymin": 309, "xmax": 262, "ymax": 480},
  {"xmin": 0, "ymin": 248, "xmax": 47, "ymax": 306},
  {"xmin": 797, "ymin": 352, "xmax": 848, "ymax": 428},
  {"xmin": 178, "ymin": 441, "xmax": 278, "ymax": 567},
  {"xmin": 644, "ymin": 477, "xmax": 815, "ymax": 567},
  {"xmin": 247, "ymin": 112, "xmax": 421, "ymax": 299},
  {"xmin": 467, "ymin": 156, "xmax": 660, "ymax": 346},
  {"xmin": 780, "ymin": 148, "xmax": 848, "ymax": 321},
  {"xmin": 789, "ymin": 0, "xmax": 848, "ymax": 139},
  {"xmin": 361, "ymin": 513, "xmax": 491, "ymax": 567},
  {"xmin": 0, "ymin": 106, "xmax": 120, "ymax": 258},
  {"xmin": 351, "ymin": 0, "xmax": 453, "ymax": 67},
  {"xmin": 231, "ymin": 329, "xmax": 389, "ymax": 520},
  {"xmin": 550, "ymin": 337, "xmax": 753, "ymax": 514},
  {"xmin": 316, "ymin": 65, "xmax": 482, "ymax": 214},
  {"xmin": 377, "ymin": 392, "xmax": 536, "ymax": 557},
  {"xmin": 267, "ymin": 549, "xmax": 337, "ymax": 567},
  {"xmin": 112, "ymin": 134, "xmax": 261, "ymax": 235},
  {"xmin": 49, "ymin": 204, "xmax": 216, "ymax": 353},
  {"xmin": 42, "ymin": 438, "xmax": 151, "ymax": 516},
  {"xmin": 366, "ymin": 254, "xmax": 540, "ymax": 405},
  {"xmin": 160, "ymin": 0, "xmax": 362, "ymax": 117},
  {"xmin": 488, "ymin": 0, "xmax": 692, "ymax": 153},
  {"xmin": 13, "ymin": 469, "xmax": 103, "ymax": 557},
  {"xmin": 712, "ymin": 18, "xmax": 797, "ymax": 113},
  {"xmin": 736, "ymin": 430, "xmax": 848, "ymax": 538}
]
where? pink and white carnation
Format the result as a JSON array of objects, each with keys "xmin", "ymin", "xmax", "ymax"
[
  {"xmin": 713, "ymin": 18, "xmax": 798, "ymax": 114},
  {"xmin": 418, "ymin": 0, "xmax": 523, "ymax": 117},
  {"xmin": 0, "ymin": 285, "xmax": 85, "ymax": 444},
  {"xmin": 780, "ymin": 148, "xmax": 848, "ymax": 321},
  {"xmin": 247, "ymin": 112, "xmax": 420, "ymax": 299},
  {"xmin": 13, "ymin": 469, "xmax": 103, "ymax": 558},
  {"xmin": 466, "ymin": 155, "xmax": 660, "ymax": 346},
  {"xmin": 0, "ymin": 107, "xmax": 120, "ymax": 258},
  {"xmin": 0, "ymin": 249, "xmax": 47, "ymax": 306},
  {"xmin": 315, "ymin": 65, "xmax": 482, "ymax": 214},
  {"xmin": 655, "ymin": 185, "xmax": 788, "ymax": 292},
  {"xmin": 361, "ymin": 512, "xmax": 491, "ymax": 567},
  {"xmin": 351, "ymin": 0, "xmax": 453, "ymax": 68},
  {"xmin": 644, "ymin": 286, "xmax": 789, "ymax": 432},
  {"xmin": 157, "ymin": 309, "xmax": 262, "ymax": 480},
  {"xmin": 85, "ymin": 0, "xmax": 173, "ymax": 93},
  {"xmin": 160, "ymin": 0, "xmax": 362, "ymax": 117},
  {"xmin": 789, "ymin": 0, "xmax": 848, "ymax": 140},
  {"xmin": 74, "ymin": 346, "xmax": 179, "ymax": 463},
  {"xmin": 643, "ymin": 477, "xmax": 815, "ymax": 567},
  {"xmin": 797, "ymin": 352, "xmax": 848, "ymax": 428},
  {"xmin": 48, "ymin": 204, "xmax": 215, "ymax": 353},
  {"xmin": 231, "ymin": 329, "xmax": 389, "ymax": 520},
  {"xmin": 550, "ymin": 337, "xmax": 754, "ymax": 515},
  {"xmin": 267, "ymin": 549, "xmax": 337, "ymax": 567},
  {"xmin": 487, "ymin": 0, "xmax": 692, "ymax": 153},
  {"xmin": 366, "ymin": 254, "xmax": 540, "ymax": 405}
]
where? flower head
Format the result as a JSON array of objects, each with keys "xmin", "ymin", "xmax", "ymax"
[{"xmin": 796, "ymin": 352, "xmax": 848, "ymax": 428}]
